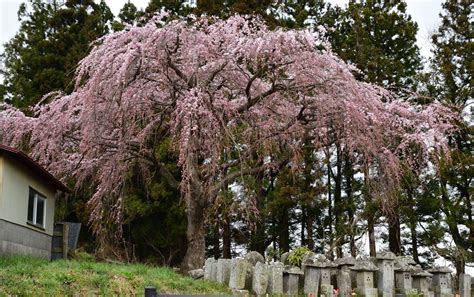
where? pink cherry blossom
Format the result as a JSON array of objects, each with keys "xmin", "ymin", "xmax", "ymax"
[{"xmin": 0, "ymin": 14, "xmax": 456, "ymax": 269}]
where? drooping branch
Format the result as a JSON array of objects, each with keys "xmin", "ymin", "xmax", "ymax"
[{"xmin": 0, "ymin": 14, "xmax": 456, "ymax": 246}]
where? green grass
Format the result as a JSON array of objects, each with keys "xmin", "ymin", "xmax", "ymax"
[{"xmin": 0, "ymin": 255, "xmax": 230, "ymax": 296}]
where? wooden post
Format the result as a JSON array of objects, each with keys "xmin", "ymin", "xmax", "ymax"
[{"xmin": 62, "ymin": 223, "xmax": 69, "ymax": 259}]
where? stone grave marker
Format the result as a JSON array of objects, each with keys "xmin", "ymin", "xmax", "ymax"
[
  {"xmin": 459, "ymin": 273, "xmax": 471, "ymax": 297},
  {"xmin": 216, "ymin": 258, "xmax": 232, "ymax": 285},
  {"xmin": 376, "ymin": 251, "xmax": 396, "ymax": 297},
  {"xmin": 350, "ymin": 258, "xmax": 379, "ymax": 297},
  {"xmin": 252, "ymin": 262, "xmax": 269, "ymax": 296},
  {"xmin": 335, "ymin": 256, "xmax": 356, "ymax": 297},
  {"xmin": 283, "ymin": 266, "xmax": 303, "ymax": 296},
  {"xmin": 229, "ymin": 258, "xmax": 251, "ymax": 290},
  {"xmin": 204, "ymin": 257, "xmax": 216, "ymax": 281},
  {"xmin": 268, "ymin": 262, "xmax": 284, "ymax": 294},
  {"xmin": 394, "ymin": 264, "xmax": 417, "ymax": 296},
  {"xmin": 428, "ymin": 266, "xmax": 454, "ymax": 297},
  {"xmin": 412, "ymin": 269, "xmax": 432, "ymax": 297}
]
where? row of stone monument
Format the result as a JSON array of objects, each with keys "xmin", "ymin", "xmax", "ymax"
[{"xmin": 202, "ymin": 251, "xmax": 472, "ymax": 297}]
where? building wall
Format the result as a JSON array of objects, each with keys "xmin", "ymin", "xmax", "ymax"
[
  {"xmin": 0, "ymin": 157, "xmax": 3, "ymax": 209},
  {"xmin": 0, "ymin": 155, "xmax": 56, "ymax": 236},
  {"xmin": 0, "ymin": 219, "xmax": 51, "ymax": 259}
]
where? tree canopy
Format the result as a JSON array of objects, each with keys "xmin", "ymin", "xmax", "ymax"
[
  {"xmin": 0, "ymin": 0, "xmax": 113, "ymax": 109},
  {"xmin": 0, "ymin": 14, "xmax": 456, "ymax": 269},
  {"xmin": 327, "ymin": 0, "xmax": 421, "ymax": 90},
  {"xmin": 422, "ymin": 0, "xmax": 473, "ymax": 272}
]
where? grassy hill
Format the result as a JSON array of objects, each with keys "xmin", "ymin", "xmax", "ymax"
[{"xmin": 0, "ymin": 255, "xmax": 229, "ymax": 296}]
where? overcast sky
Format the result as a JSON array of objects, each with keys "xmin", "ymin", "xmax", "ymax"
[{"xmin": 1, "ymin": 0, "xmax": 444, "ymax": 59}]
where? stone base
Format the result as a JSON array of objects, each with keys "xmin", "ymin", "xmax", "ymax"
[
  {"xmin": 396, "ymin": 288, "xmax": 419, "ymax": 296},
  {"xmin": 303, "ymin": 266, "xmax": 320, "ymax": 295},
  {"xmin": 355, "ymin": 288, "xmax": 378, "ymax": 297},
  {"xmin": 434, "ymin": 294, "xmax": 454, "ymax": 297},
  {"xmin": 419, "ymin": 291, "xmax": 435, "ymax": 297},
  {"xmin": 283, "ymin": 275, "xmax": 300, "ymax": 296},
  {"xmin": 417, "ymin": 290, "xmax": 431, "ymax": 297},
  {"xmin": 0, "ymin": 219, "xmax": 51, "ymax": 259},
  {"xmin": 320, "ymin": 284, "xmax": 333, "ymax": 297},
  {"xmin": 231, "ymin": 289, "xmax": 249, "ymax": 297},
  {"xmin": 434, "ymin": 289, "xmax": 454, "ymax": 297}
]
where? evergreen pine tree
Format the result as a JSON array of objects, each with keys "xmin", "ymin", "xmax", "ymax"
[
  {"xmin": 0, "ymin": 0, "xmax": 113, "ymax": 109},
  {"xmin": 328, "ymin": 0, "xmax": 421, "ymax": 91},
  {"xmin": 425, "ymin": 0, "xmax": 473, "ymax": 274}
]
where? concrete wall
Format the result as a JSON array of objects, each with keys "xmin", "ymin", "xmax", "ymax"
[
  {"xmin": 0, "ymin": 157, "xmax": 3, "ymax": 209},
  {"xmin": 0, "ymin": 155, "xmax": 56, "ymax": 236},
  {"xmin": 0, "ymin": 219, "xmax": 51, "ymax": 259}
]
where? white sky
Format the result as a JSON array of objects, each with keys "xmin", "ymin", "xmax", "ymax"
[{"xmin": 0, "ymin": 0, "xmax": 443, "ymax": 59}]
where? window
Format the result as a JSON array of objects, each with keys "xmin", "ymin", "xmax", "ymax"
[{"xmin": 27, "ymin": 188, "xmax": 46, "ymax": 228}]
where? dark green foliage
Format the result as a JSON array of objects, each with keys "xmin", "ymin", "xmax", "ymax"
[
  {"xmin": 111, "ymin": 2, "xmax": 144, "ymax": 31},
  {"xmin": 327, "ymin": 0, "xmax": 421, "ymax": 90},
  {"xmin": 0, "ymin": 0, "xmax": 113, "ymax": 109},
  {"xmin": 408, "ymin": 0, "xmax": 473, "ymax": 274},
  {"xmin": 115, "ymin": 139, "xmax": 186, "ymax": 265},
  {"xmin": 322, "ymin": 0, "xmax": 424, "ymax": 257},
  {"xmin": 273, "ymin": 0, "xmax": 330, "ymax": 29},
  {"xmin": 424, "ymin": 0, "xmax": 473, "ymax": 273},
  {"xmin": 430, "ymin": 0, "xmax": 473, "ymax": 106},
  {"xmin": 146, "ymin": 0, "xmax": 279, "ymax": 27},
  {"xmin": 146, "ymin": 0, "xmax": 192, "ymax": 16}
]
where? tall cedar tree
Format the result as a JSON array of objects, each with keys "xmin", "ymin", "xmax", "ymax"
[
  {"xmin": 0, "ymin": 0, "xmax": 113, "ymax": 109},
  {"xmin": 326, "ymin": 0, "xmax": 423, "ymax": 256},
  {"xmin": 328, "ymin": 0, "xmax": 421, "ymax": 90},
  {"xmin": 427, "ymin": 0, "xmax": 473, "ymax": 275},
  {"xmin": 146, "ymin": 0, "xmax": 279, "ymax": 26},
  {"xmin": 112, "ymin": 1, "xmax": 144, "ymax": 32}
]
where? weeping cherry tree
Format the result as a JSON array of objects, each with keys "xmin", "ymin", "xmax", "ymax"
[{"xmin": 0, "ymin": 14, "xmax": 455, "ymax": 270}]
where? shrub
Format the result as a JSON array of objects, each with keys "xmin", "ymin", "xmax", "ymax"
[{"xmin": 287, "ymin": 246, "xmax": 311, "ymax": 267}]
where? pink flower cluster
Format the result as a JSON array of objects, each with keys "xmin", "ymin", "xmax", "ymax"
[{"xmin": 0, "ymin": 14, "xmax": 456, "ymax": 234}]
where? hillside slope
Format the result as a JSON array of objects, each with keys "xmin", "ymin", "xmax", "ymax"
[{"xmin": 0, "ymin": 255, "xmax": 229, "ymax": 296}]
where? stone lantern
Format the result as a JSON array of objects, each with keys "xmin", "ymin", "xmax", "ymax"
[
  {"xmin": 427, "ymin": 267, "xmax": 454, "ymax": 297},
  {"xmin": 319, "ymin": 260, "xmax": 337, "ymax": 296},
  {"xmin": 394, "ymin": 264, "xmax": 417, "ymax": 296},
  {"xmin": 349, "ymin": 258, "xmax": 379, "ymax": 297},
  {"xmin": 283, "ymin": 266, "xmax": 303, "ymax": 296},
  {"xmin": 303, "ymin": 254, "xmax": 336, "ymax": 297},
  {"xmin": 335, "ymin": 257, "xmax": 356, "ymax": 297},
  {"xmin": 412, "ymin": 269, "xmax": 433, "ymax": 297},
  {"xmin": 376, "ymin": 251, "xmax": 396, "ymax": 297},
  {"xmin": 395, "ymin": 256, "xmax": 417, "ymax": 267}
]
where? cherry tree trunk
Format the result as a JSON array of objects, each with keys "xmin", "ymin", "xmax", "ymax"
[{"xmin": 181, "ymin": 191, "xmax": 206, "ymax": 272}]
